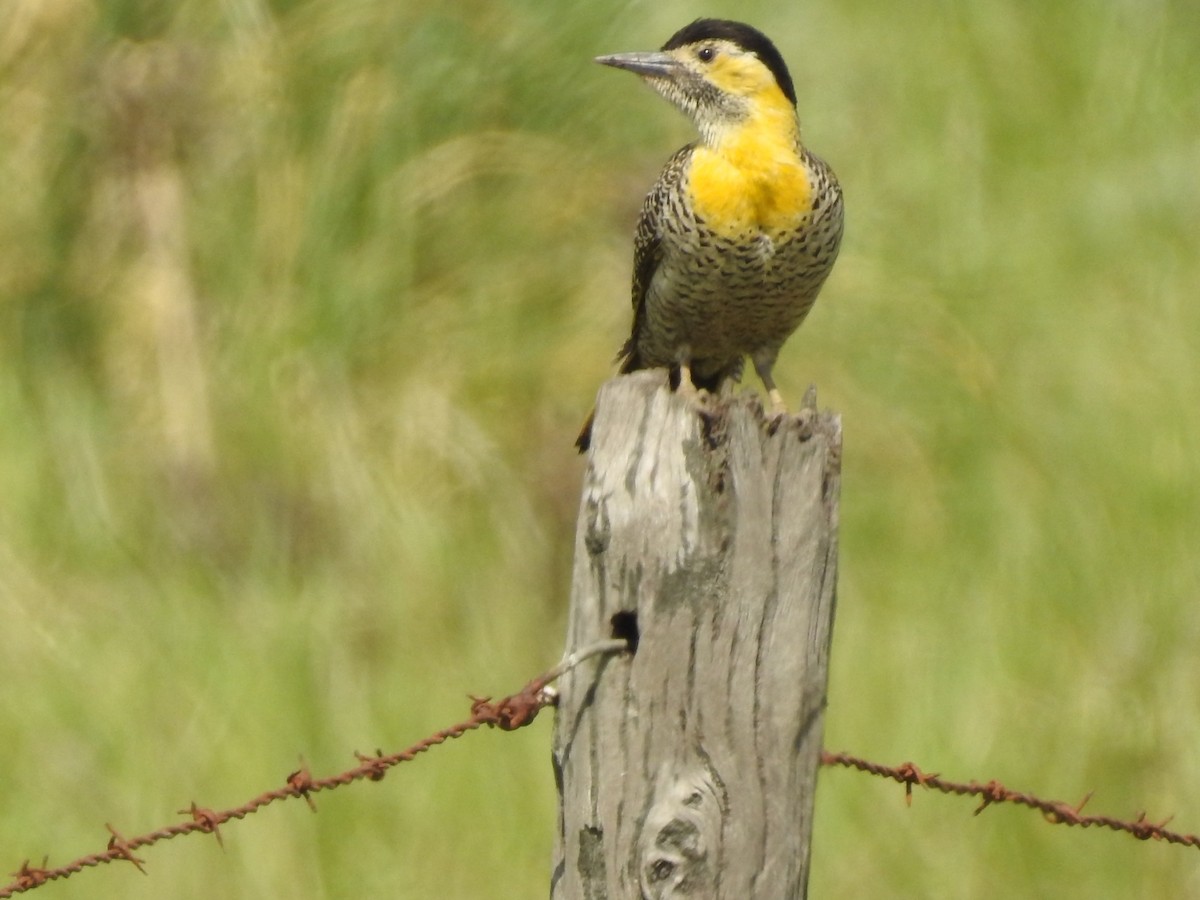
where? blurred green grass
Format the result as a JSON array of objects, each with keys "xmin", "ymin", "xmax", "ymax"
[{"xmin": 2, "ymin": 0, "xmax": 1198, "ymax": 896}]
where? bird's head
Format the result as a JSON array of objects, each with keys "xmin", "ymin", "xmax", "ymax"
[{"xmin": 596, "ymin": 19, "xmax": 798, "ymax": 144}]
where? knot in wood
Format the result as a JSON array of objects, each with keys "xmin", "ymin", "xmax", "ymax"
[{"xmin": 638, "ymin": 768, "xmax": 721, "ymax": 898}]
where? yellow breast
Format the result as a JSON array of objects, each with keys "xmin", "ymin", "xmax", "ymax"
[{"xmin": 687, "ymin": 111, "xmax": 812, "ymax": 240}]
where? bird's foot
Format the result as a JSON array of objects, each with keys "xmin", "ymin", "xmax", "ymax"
[
  {"xmin": 764, "ymin": 389, "xmax": 817, "ymax": 439},
  {"xmin": 764, "ymin": 387, "xmax": 816, "ymax": 437},
  {"xmin": 763, "ymin": 389, "xmax": 786, "ymax": 436},
  {"xmin": 676, "ymin": 371, "xmax": 702, "ymax": 404},
  {"xmin": 673, "ymin": 362, "xmax": 710, "ymax": 406},
  {"xmin": 767, "ymin": 387, "xmax": 787, "ymax": 417}
]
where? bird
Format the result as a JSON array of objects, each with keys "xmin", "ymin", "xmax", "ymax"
[{"xmin": 576, "ymin": 18, "xmax": 843, "ymax": 452}]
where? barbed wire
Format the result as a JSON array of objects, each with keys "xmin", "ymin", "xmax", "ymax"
[
  {"xmin": 4, "ymin": 643, "xmax": 1196, "ymax": 896},
  {"xmin": 821, "ymin": 750, "xmax": 1200, "ymax": 849},
  {"xmin": 0, "ymin": 638, "xmax": 629, "ymax": 898}
]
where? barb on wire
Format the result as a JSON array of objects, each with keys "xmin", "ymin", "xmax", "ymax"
[
  {"xmin": 0, "ymin": 638, "xmax": 631, "ymax": 898},
  {"xmin": 821, "ymin": 750, "xmax": 1200, "ymax": 851}
]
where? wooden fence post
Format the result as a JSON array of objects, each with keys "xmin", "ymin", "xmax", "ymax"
[{"xmin": 551, "ymin": 370, "xmax": 841, "ymax": 899}]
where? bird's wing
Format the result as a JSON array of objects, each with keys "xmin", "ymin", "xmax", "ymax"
[{"xmin": 617, "ymin": 144, "xmax": 693, "ymax": 373}]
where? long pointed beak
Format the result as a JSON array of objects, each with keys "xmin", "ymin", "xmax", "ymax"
[{"xmin": 594, "ymin": 51, "xmax": 682, "ymax": 79}]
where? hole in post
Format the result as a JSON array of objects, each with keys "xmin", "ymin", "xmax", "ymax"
[{"xmin": 610, "ymin": 611, "xmax": 639, "ymax": 654}]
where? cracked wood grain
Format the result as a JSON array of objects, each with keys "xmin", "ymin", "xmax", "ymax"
[{"xmin": 552, "ymin": 371, "xmax": 841, "ymax": 900}]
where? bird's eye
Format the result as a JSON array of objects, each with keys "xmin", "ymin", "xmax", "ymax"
[{"xmin": 697, "ymin": 46, "xmax": 716, "ymax": 63}]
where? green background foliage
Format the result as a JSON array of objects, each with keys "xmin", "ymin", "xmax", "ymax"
[{"xmin": 2, "ymin": 0, "xmax": 1198, "ymax": 896}]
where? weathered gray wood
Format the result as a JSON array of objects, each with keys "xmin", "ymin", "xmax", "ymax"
[{"xmin": 551, "ymin": 370, "xmax": 841, "ymax": 899}]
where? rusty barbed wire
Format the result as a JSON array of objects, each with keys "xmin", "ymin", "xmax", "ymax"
[
  {"xmin": 0, "ymin": 638, "xmax": 630, "ymax": 898},
  {"xmin": 6, "ymin": 641, "xmax": 1196, "ymax": 896},
  {"xmin": 821, "ymin": 750, "xmax": 1200, "ymax": 850}
]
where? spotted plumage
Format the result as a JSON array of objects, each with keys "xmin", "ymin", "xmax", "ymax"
[{"xmin": 577, "ymin": 18, "xmax": 843, "ymax": 451}]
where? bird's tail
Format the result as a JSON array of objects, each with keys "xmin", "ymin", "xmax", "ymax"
[{"xmin": 574, "ymin": 410, "xmax": 596, "ymax": 453}]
